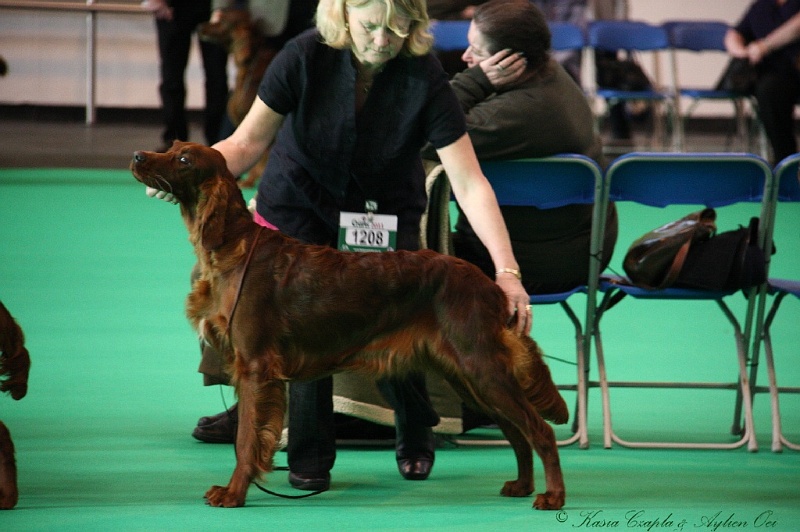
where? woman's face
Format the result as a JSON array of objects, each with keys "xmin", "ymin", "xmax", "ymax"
[
  {"xmin": 347, "ymin": 1, "xmax": 410, "ymax": 68},
  {"xmin": 461, "ymin": 22, "xmax": 492, "ymax": 68}
]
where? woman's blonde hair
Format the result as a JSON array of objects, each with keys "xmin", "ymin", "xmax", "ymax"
[{"xmin": 316, "ymin": 0, "xmax": 433, "ymax": 56}]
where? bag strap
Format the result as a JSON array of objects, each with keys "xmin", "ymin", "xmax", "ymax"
[{"xmin": 657, "ymin": 239, "xmax": 692, "ymax": 289}]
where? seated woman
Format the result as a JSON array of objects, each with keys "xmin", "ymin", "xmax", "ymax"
[
  {"xmin": 725, "ymin": 0, "xmax": 800, "ymax": 165},
  {"xmin": 421, "ymin": 0, "xmax": 618, "ymax": 295}
]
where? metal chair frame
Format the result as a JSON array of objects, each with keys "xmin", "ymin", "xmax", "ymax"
[
  {"xmin": 664, "ymin": 20, "xmax": 767, "ymax": 157},
  {"xmin": 586, "ymin": 20, "xmax": 677, "ymax": 151},
  {"xmin": 747, "ymin": 153, "xmax": 800, "ymax": 452},
  {"xmin": 591, "ymin": 152, "xmax": 774, "ymax": 451},
  {"xmin": 479, "ymin": 154, "xmax": 607, "ymax": 449}
]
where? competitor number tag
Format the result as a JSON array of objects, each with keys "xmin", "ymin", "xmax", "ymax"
[{"xmin": 338, "ymin": 211, "xmax": 397, "ymax": 252}]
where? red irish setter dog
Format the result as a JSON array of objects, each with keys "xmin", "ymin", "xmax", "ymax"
[
  {"xmin": 0, "ymin": 301, "xmax": 31, "ymax": 510},
  {"xmin": 130, "ymin": 141, "xmax": 568, "ymax": 510}
]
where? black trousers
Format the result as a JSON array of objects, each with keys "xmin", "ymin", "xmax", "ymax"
[
  {"xmin": 155, "ymin": 0, "xmax": 229, "ymax": 146},
  {"xmin": 754, "ymin": 69, "xmax": 800, "ymax": 164}
]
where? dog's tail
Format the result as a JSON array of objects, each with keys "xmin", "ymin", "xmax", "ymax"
[
  {"xmin": 0, "ymin": 301, "xmax": 31, "ymax": 401},
  {"xmin": 518, "ymin": 335, "xmax": 569, "ymax": 425}
]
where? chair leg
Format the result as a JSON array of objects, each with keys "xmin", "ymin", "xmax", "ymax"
[
  {"xmin": 555, "ymin": 301, "xmax": 590, "ymax": 449},
  {"xmin": 760, "ymin": 292, "xmax": 800, "ymax": 452},
  {"xmin": 593, "ymin": 294, "xmax": 759, "ymax": 451},
  {"xmin": 593, "ymin": 326, "xmax": 613, "ymax": 449}
]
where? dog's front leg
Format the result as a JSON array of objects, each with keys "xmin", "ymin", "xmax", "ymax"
[{"xmin": 205, "ymin": 359, "xmax": 286, "ymax": 507}]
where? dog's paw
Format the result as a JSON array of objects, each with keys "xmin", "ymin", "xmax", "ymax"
[
  {"xmin": 500, "ymin": 479, "xmax": 533, "ymax": 497},
  {"xmin": 0, "ymin": 487, "xmax": 19, "ymax": 510},
  {"xmin": 532, "ymin": 491, "xmax": 565, "ymax": 510},
  {"xmin": 204, "ymin": 485, "xmax": 245, "ymax": 508}
]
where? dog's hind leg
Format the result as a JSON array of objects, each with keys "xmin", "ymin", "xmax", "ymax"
[
  {"xmin": 205, "ymin": 354, "xmax": 286, "ymax": 507},
  {"xmin": 446, "ymin": 369, "xmax": 565, "ymax": 510}
]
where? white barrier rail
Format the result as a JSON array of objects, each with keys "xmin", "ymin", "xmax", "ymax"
[{"xmin": 0, "ymin": 1, "xmax": 149, "ymax": 124}]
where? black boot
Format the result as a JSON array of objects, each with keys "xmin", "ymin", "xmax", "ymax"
[
  {"xmin": 378, "ymin": 373, "xmax": 438, "ymax": 481},
  {"xmin": 395, "ymin": 420, "xmax": 435, "ymax": 480}
]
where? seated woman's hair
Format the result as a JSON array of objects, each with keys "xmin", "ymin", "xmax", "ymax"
[
  {"xmin": 316, "ymin": 0, "xmax": 433, "ymax": 56},
  {"xmin": 472, "ymin": 0, "xmax": 551, "ymax": 70}
]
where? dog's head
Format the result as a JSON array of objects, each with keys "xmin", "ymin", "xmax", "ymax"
[
  {"xmin": 131, "ymin": 141, "xmax": 245, "ymax": 250},
  {"xmin": 197, "ymin": 8, "xmax": 253, "ymax": 49},
  {"xmin": 131, "ymin": 141, "xmax": 228, "ymax": 204}
]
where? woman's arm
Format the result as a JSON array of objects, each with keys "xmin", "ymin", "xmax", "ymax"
[
  {"xmin": 724, "ymin": 28, "xmax": 749, "ymax": 58},
  {"xmin": 212, "ymin": 98, "xmax": 285, "ymax": 178},
  {"xmin": 725, "ymin": 11, "xmax": 800, "ymax": 64},
  {"xmin": 436, "ymin": 134, "xmax": 532, "ymax": 334},
  {"xmin": 748, "ymin": 11, "xmax": 800, "ymax": 64}
]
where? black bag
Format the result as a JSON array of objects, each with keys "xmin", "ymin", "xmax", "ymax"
[
  {"xmin": 623, "ymin": 209, "xmax": 770, "ymax": 291},
  {"xmin": 596, "ymin": 52, "xmax": 653, "ymax": 91},
  {"xmin": 623, "ymin": 208, "xmax": 716, "ymax": 289},
  {"xmin": 714, "ymin": 57, "xmax": 758, "ymax": 95},
  {"xmin": 674, "ymin": 217, "xmax": 768, "ymax": 291}
]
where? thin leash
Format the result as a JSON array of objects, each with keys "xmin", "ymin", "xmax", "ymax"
[{"xmin": 218, "ymin": 225, "xmax": 326, "ymax": 500}]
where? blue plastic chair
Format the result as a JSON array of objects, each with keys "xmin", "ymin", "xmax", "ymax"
[
  {"xmin": 747, "ymin": 153, "xmax": 800, "ymax": 451},
  {"xmin": 478, "ymin": 155, "xmax": 606, "ymax": 449},
  {"xmin": 429, "ymin": 19, "xmax": 470, "ymax": 52},
  {"xmin": 592, "ymin": 152, "xmax": 774, "ymax": 450},
  {"xmin": 587, "ymin": 20, "xmax": 676, "ymax": 150},
  {"xmin": 664, "ymin": 20, "xmax": 766, "ymax": 155},
  {"xmin": 549, "ymin": 21, "xmax": 585, "ymax": 52}
]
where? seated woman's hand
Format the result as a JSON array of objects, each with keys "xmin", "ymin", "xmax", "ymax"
[{"xmin": 481, "ymin": 49, "xmax": 527, "ymax": 90}]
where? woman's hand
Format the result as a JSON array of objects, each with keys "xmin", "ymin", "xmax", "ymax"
[
  {"xmin": 141, "ymin": 0, "xmax": 173, "ymax": 21},
  {"xmin": 145, "ymin": 186, "xmax": 177, "ymax": 204},
  {"xmin": 496, "ymin": 273, "xmax": 532, "ymax": 335},
  {"xmin": 746, "ymin": 40, "xmax": 769, "ymax": 65},
  {"xmin": 480, "ymin": 49, "xmax": 527, "ymax": 90}
]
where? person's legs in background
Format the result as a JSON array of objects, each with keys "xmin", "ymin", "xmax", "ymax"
[
  {"xmin": 198, "ymin": 37, "xmax": 229, "ymax": 145},
  {"xmin": 155, "ymin": 10, "xmax": 193, "ymax": 150},
  {"xmin": 754, "ymin": 69, "xmax": 800, "ymax": 164}
]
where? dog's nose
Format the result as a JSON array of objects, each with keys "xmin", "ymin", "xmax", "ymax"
[{"xmin": 133, "ymin": 151, "xmax": 146, "ymax": 163}]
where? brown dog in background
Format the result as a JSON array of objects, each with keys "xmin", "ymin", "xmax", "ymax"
[
  {"xmin": 0, "ymin": 301, "xmax": 31, "ymax": 510},
  {"xmin": 131, "ymin": 141, "xmax": 568, "ymax": 510},
  {"xmin": 199, "ymin": 9, "xmax": 276, "ymax": 188}
]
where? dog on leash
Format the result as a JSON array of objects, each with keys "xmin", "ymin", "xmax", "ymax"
[
  {"xmin": 0, "ymin": 301, "xmax": 31, "ymax": 510},
  {"xmin": 130, "ymin": 141, "xmax": 568, "ymax": 510}
]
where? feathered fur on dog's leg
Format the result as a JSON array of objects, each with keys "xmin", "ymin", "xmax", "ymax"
[
  {"xmin": 520, "ymin": 336, "xmax": 568, "ymax": 425},
  {"xmin": 0, "ymin": 302, "xmax": 29, "ymax": 510},
  {"xmin": 204, "ymin": 349, "xmax": 286, "ymax": 507},
  {"xmin": 0, "ymin": 302, "xmax": 30, "ymax": 401},
  {"xmin": 0, "ymin": 422, "xmax": 18, "ymax": 510}
]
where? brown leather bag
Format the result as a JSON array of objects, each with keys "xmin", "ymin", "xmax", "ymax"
[{"xmin": 623, "ymin": 208, "xmax": 717, "ymax": 290}]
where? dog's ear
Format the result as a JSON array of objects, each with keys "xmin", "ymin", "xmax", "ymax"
[{"xmin": 197, "ymin": 178, "xmax": 230, "ymax": 251}]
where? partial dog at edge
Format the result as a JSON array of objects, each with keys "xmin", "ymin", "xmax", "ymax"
[
  {"xmin": 198, "ymin": 8, "xmax": 276, "ymax": 189},
  {"xmin": 0, "ymin": 301, "xmax": 31, "ymax": 510},
  {"xmin": 130, "ymin": 141, "xmax": 568, "ymax": 510}
]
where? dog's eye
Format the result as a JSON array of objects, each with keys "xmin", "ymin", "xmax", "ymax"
[{"xmin": 179, "ymin": 155, "xmax": 191, "ymax": 165}]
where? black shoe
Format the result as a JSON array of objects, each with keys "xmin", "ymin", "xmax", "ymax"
[
  {"xmin": 395, "ymin": 423, "xmax": 435, "ymax": 481},
  {"xmin": 192, "ymin": 410, "xmax": 237, "ymax": 444},
  {"xmin": 396, "ymin": 458, "xmax": 434, "ymax": 480},
  {"xmin": 288, "ymin": 471, "xmax": 331, "ymax": 492},
  {"xmin": 197, "ymin": 404, "xmax": 237, "ymax": 427}
]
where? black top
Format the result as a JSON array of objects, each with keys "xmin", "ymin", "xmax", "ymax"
[
  {"xmin": 735, "ymin": 0, "xmax": 800, "ymax": 75},
  {"xmin": 255, "ymin": 29, "xmax": 466, "ymax": 247}
]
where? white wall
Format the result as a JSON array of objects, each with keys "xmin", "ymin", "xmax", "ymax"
[{"xmin": 0, "ymin": 0, "xmax": 751, "ymax": 112}]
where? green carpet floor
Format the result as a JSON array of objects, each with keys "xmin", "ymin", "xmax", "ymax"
[{"xmin": 1, "ymin": 168, "xmax": 798, "ymax": 531}]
